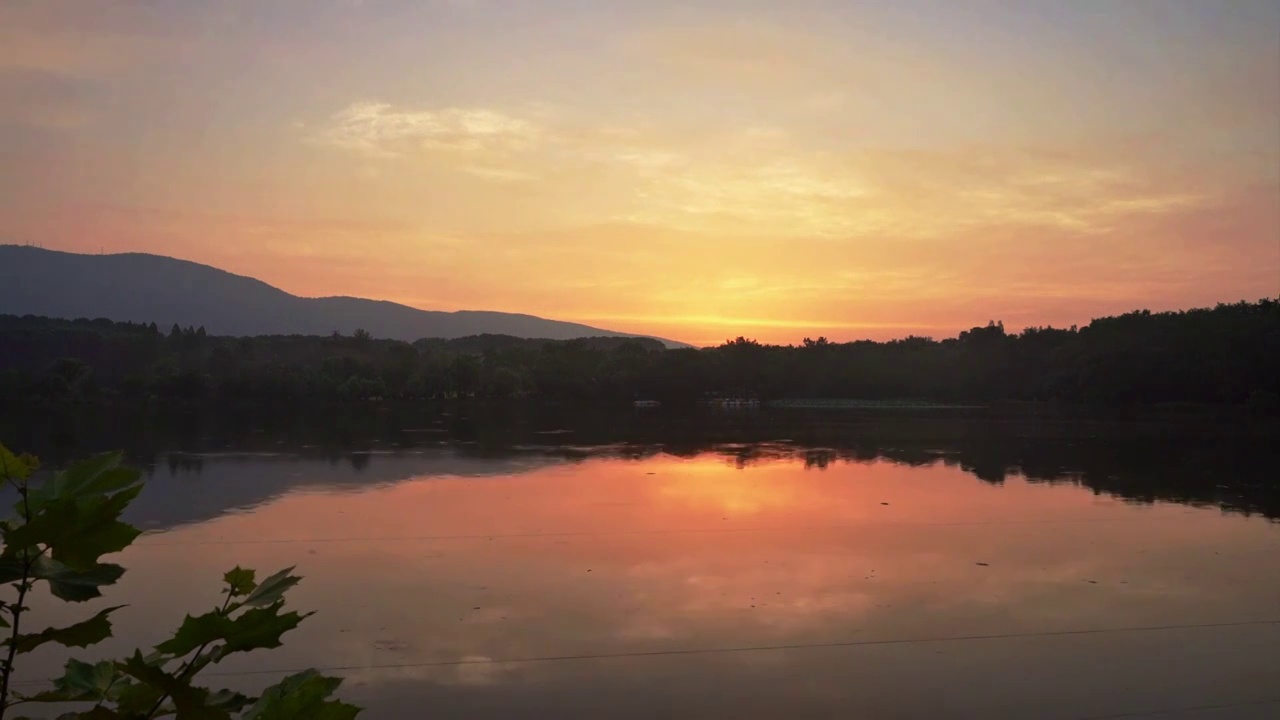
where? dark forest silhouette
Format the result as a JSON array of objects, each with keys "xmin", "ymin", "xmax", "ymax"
[{"xmin": 1, "ymin": 298, "xmax": 1277, "ymax": 410}]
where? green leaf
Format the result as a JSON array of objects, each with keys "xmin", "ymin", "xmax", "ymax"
[
  {"xmin": 224, "ymin": 566, "xmax": 257, "ymax": 597},
  {"xmin": 156, "ymin": 604, "xmax": 310, "ymax": 659},
  {"xmin": 31, "ymin": 556, "xmax": 125, "ymax": 602},
  {"xmin": 0, "ymin": 557, "xmax": 24, "ymax": 584},
  {"xmin": 244, "ymin": 670, "xmax": 359, "ymax": 720},
  {"xmin": 7, "ymin": 605, "xmax": 123, "ymax": 654},
  {"xmin": 0, "ymin": 443, "xmax": 39, "ymax": 482},
  {"xmin": 221, "ymin": 605, "xmax": 311, "ymax": 657},
  {"xmin": 4, "ymin": 485, "xmax": 143, "ymax": 570},
  {"xmin": 18, "ymin": 658, "xmax": 118, "ymax": 703},
  {"xmin": 207, "ymin": 688, "xmax": 255, "ymax": 713},
  {"xmin": 110, "ymin": 677, "xmax": 165, "ymax": 717},
  {"xmin": 240, "ymin": 567, "xmax": 300, "ymax": 608},
  {"xmin": 57, "ymin": 708, "xmax": 123, "ymax": 720},
  {"xmin": 122, "ymin": 650, "xmax": 231, "ymax": 720},
  {"xmin": 154, "ymin": 609, "xmax": 226, "ymax": 657},
  {"xmin": 27, "ymin": 452, "xmax": 138, "ymax": 511}
]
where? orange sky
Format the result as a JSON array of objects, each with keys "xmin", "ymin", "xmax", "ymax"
[{"xmin": 2, "ymin": 1, "xmax": 1277, "ymax": 345}]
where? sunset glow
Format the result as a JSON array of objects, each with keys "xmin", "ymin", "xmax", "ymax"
[{"xmin": 3, "ymin": 1, "xmax": 1277, "ymax": 344}]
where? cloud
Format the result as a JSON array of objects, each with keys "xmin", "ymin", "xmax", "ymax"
[
  {"xmin": 306, "ymin": 97, "xmax": 1219, "ymax": 240},
  {"xmin": 604, "ymin": 139, "xmax": 1211, "ymax": 239},
  {"xmin": 311, "ymin": 102, "xmax": 541, "ymax": 158},
  {"xmin": 461, "ymin": 166, "xmax": 540, "ymax": 182},
  {"xmin": 293, "ymin": 99, "xmax": 1257, "ymax": 341}
]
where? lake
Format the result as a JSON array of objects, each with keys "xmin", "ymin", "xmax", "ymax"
[{"xmin": 6, "ymin": 406, "xmax": 1280, "ymax": 719}]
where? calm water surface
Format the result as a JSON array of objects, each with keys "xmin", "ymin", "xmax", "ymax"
[{"xmin": 10, "ymin": 411, "xmax": 1280, "ymax": 719}]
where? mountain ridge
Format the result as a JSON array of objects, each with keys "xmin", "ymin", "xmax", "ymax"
[{"xmin": 0, "ymin": 245, "xmax": 688, "ymax": 347}]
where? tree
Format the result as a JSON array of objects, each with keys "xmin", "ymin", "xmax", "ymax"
[
  {"xmin": 0, "ymin": 445, "xmax": 361, "ymax": 719},
  {"xmin": 2, "ymin": 299, "xmax": 1277, "ymax": 408}
]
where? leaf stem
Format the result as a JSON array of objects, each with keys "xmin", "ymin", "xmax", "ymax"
[
  {"xmin": 0, "ymin": 484, "xmax": 35, "ymax": 719},
  {"xmin": 144, "ymin": 584, "xmax": 236, "ymax": 719}
]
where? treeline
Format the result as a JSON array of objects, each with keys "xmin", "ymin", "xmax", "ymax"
[{"xmin": 1, "ymin": 299, "xmax": 1277, "ymax": 409}]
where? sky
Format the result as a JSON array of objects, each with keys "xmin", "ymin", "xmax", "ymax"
[{"xmin": 1, "ymin": 0, "xmax": 1277, "ymax": 346}]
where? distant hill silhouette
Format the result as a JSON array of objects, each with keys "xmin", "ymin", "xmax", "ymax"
[{"xmin": 0, "ymin": 246, "xmax": 687, "ymax": 347}]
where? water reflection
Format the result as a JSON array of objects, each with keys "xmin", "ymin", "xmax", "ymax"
[
  {"xmin": 107, "ymin": 438, "xmax": 1280, "ymax": 532},
  {"xmin": 7, "ymin": 405, "xmax": 1276, "ymax": 522},
  {"xmin": 6, "ymin": 408, "xmax": 1280, "ymax": 718},
  {"xmin": 13, "ymin": 449, "xmax": 1280, "ymax": 718},
  {"xmin": 122, "ymin": 451, "xmax": 568, "ymax": 531}
]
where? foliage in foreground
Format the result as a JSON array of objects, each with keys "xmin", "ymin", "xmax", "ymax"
[{"xmin": 0, "ymin": 444, "xmax": 359, "ymax": 719}]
